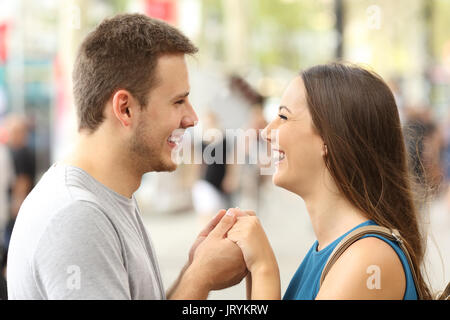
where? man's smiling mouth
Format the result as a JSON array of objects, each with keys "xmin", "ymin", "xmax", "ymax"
[{"xmin": 167, "ymin": 131, "xmax": 185, "ymax": 148}]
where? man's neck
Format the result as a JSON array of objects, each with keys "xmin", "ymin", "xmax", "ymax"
[{"xmin": 63, "ymin": 133, "xmax": 142, "ymax": 199}]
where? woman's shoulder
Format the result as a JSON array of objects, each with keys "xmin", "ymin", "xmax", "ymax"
[{"xmin": 316, "ymin": 236, "xmax": 406, "ymax": 299}]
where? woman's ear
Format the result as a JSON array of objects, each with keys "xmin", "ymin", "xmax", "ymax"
[{"xmin": 112, "ymin": 90, "xmax": 133, "ymax": 128}]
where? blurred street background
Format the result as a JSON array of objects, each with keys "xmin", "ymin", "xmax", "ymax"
[{"xmin": 0, "ymin": 0, "xmax": 449, "ymax": 299}]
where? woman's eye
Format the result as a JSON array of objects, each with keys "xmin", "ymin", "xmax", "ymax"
[
  {"xmin": 175, "ymin": 100, "xmax": 185, "ymax": 105},
  {"xmin": 278, "ymin": 114, "xmax": 287, "ymax": 120}
]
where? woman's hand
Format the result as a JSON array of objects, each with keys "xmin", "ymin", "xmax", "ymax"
[
  {"xmin": 227, "ymin": 209, "xmax": 281, "ymax": 299},
  {"xmin": 226, "ymin": 211, "xmax": 278, "ymax": 275}
]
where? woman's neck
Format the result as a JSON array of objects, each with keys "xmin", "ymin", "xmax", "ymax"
[{"xmin": 302, "ymin": 182, "xmax": 369, "ymax": 251}]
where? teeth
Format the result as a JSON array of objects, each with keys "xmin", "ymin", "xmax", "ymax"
[
  {"xmin": 168, "ymin": 137, "xmax": 177, "ymax": 144},
  {"xmin": 273, "ymin": 150, "xmax": 285, "ymax": 161},
  {"xmin": 168, "ymin": 134, "xmax": 184, "ymax": 145}
]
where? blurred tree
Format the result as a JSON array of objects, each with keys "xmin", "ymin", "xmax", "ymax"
[
  {"xmin": 198, "ymin": 0, "xmax": 336, "ymax": 73},
  {"xmin": 247, "ymin": 0, "xmax": 336, "ymax": 71}
]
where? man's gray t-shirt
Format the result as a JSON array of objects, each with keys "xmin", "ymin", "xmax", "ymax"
[{"xmin": 7, "ymin": 163, "xmax": 165, "ymax": 299}]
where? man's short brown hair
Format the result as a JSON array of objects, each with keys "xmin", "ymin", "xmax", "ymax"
[{"xmin": 72, "ymin": 13, "xmax": 198, "ymax": 132}]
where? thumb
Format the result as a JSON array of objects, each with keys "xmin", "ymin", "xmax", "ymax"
[
  {"xmin": 198, "ymin": 209, "xmax": 227, "ymax": 238},
  {"xmin": 209, "ymin": 209, "xmax": 236, "ymax": 239}
]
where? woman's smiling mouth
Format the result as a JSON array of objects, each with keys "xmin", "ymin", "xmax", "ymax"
[{"xmin": 272, "ymin": 149, "xmax": 286, "ymax": 164}]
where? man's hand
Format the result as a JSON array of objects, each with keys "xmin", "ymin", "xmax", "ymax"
[
  {"xmin": 190, "ymin": 210, "xmax": 247, "ymax": 291},
  {"xmin": 188, "ymin": 208, "xmax": 255, "ymax": 265},
  {"xmin": 188, "ymin": 209, "xmax": 227, "ymax": 264},
  {"xmin": 170, "ymin": 209, "xmax": 248, "ymax": 299}
]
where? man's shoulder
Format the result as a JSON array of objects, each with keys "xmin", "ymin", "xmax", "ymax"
[
  {"xmin": 12, "ymin": 165, "xmax": 116, "ymax": 250},
  {"xmin": 51, "ymin": 199, "xmax": 110, "ymax": 224},
  {"xmin": 14, "ymin": 198, "xmax": 114, "ymax": 247},
  {"xmin": 31, "ymin": 201, "xmax": 119, "ymax": 256},
  {"xmin": 8, "ymin": 199, "xmax": 126, "ymax": 300},
  {"xmin": 25, "ymin": 164, "xmax": 106, "ymax": 211}
]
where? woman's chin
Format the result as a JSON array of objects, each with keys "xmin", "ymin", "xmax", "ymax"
[
  {"xmin": 272, "ymin": 170, "xmax": 300, "ymax": 195},
  {"xmin": 272, "ymin": 171, "xmax": 287, "ymax": 189}
]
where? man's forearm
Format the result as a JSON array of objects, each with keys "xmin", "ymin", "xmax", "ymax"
[
  {"xmin": 166, "ymin": 262, "xmax": 189, "ymax": 299},
  {"xmin": 167, "ymin": 264, "xmax": 210, "ymax": 300}
]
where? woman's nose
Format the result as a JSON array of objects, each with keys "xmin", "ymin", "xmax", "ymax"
[
  {"xmin": 261, "ymin": 126, "xmax": 269, "ymax": 142},
  {"xmin": 261, "ymin": 121, "xmax": 275, "ymax": 143}
]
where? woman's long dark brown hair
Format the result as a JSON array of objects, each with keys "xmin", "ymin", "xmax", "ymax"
[{"xmin": 301, "ymin": 62, "xmax": 432, "ymax": 299}]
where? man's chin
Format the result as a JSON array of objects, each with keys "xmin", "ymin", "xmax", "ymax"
[
  {"xmin": 151, "ymin": 159, "xmax": 177, "ymax": 173},
  {"xmin": 163, "ymin": 162, "xmax": 177, "ymax": 172}
]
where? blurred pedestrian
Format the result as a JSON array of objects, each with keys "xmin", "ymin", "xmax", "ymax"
[
  {"xmin": 4, "ymin": 115, "xmax": 35, "ymax": 249},
  {"xmin": 404, "ymin": 108, "xmax": 444, "ymax": 196},
  {"xmin": 227, "ymin": 75, "xmax": 270, "ymax": 213},
  {"xmin": 443, "ymin": 112, "xmax": 450, "ymax": 210},
  {"xmin": 236, "ymin": 104, "xmax": 271, "ymax": 213},
  {"xmin": 0, "ymin": 143, "xmax": 14, "ymax": 250},
  {"xmin": 192, "ymin": 111, "xmax": 237, "ymax": 228},
  {"xmin": 0, "ymin": 141, "xmax": 15, "ymax": 299}
]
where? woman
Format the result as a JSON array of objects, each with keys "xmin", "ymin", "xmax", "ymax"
[{"xmin": 227, "ymin": 63, "xmax": 432, "ymax": 300}]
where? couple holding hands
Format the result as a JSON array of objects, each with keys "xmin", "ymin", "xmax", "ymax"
[{"xmin": 7, "ymin": 14, "xmax": 428, "ymax": 300}]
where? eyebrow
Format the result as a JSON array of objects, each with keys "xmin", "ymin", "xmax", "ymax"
[
  {"xmin": 172, "ymin": 91, "xmax": 190, "ymax": 101},
  {"xmin": 279, "ymin": 105, "xmax": 292, "ymax": 113}
]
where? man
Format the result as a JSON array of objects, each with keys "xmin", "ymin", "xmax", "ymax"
[{"xmin": 7, "ymin": 13, "xmax": 247, "ymax": 299}]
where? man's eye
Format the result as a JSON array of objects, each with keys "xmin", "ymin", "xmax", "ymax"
[
  {"xmin": 278, "ymin": 114, "xmax": 287, "ymax": 120},
  {"xmin": 175, "ymin": 100, "xmax": 185, "ymax": 105}
]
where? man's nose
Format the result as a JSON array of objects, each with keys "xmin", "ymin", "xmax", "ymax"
[{"xmin": 181, "ymin": 102, "xmax": 198, "ymax": 129}]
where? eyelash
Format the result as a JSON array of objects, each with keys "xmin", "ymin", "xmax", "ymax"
[{"xmin": 278, "ymin": 114, "xmax": 287, "ymax": 120}]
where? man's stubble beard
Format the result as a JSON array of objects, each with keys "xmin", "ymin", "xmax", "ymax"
[{"xmin": 129, "ymin": 119, "xmax": 177, "ymax": 173}]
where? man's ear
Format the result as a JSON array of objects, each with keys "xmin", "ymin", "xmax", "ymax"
[{"xmin": 112, "ymin": 89, "xmax": 134, "ymax": 128}]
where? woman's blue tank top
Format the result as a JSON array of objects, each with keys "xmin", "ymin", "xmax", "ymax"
[{"xmin": 283, "ymin": 220, "xmax": 418, "ymax": 300}]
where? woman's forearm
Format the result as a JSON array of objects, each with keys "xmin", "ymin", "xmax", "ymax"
[
  {"xmin": 250, "ymin": 266, "xmax": 281, "ymax": 300},
  {"xmin": 246, "ymin": 274, "xmax": 252, "ymax": 300}
]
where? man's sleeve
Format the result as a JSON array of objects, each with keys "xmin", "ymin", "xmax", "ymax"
[{"xmin": 32, "ymin": 201, "xmax": 131, "ymax": 299}]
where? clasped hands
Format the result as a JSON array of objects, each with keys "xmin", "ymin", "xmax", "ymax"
[{"xmin": 186, "ymin": 208, "xmax": 279, "ymax": 296}]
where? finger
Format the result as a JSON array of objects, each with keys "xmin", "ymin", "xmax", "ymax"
[
  {"xmin": 226, "ymin": 218, "xmax": 247, "ymax": 240},
  {"xmin": 226, "ymin": 228, "xmax": 241, "ymax": 243},
  {"xmin": 232, "ymin": 208, "xmax": 247, "ymax": 218},
  {"xmin": 209, "ymin": 209, "xmax": 236, "ymax": 239},
  {"xmin": 233, "ymin": 207, "xmax": 256, "ymax": 217},
  {"xmin": 198, "ymin": 209, "xmax": 226, "ymax": 237}
]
